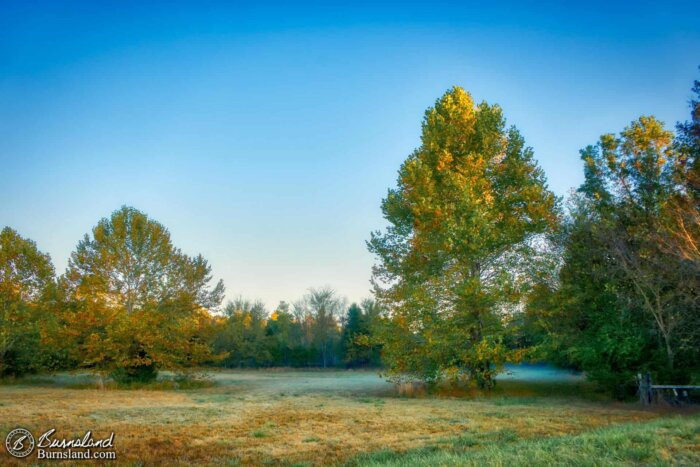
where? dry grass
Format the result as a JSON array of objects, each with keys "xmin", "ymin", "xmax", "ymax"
[{"xmin": 0, "ymin": 370, "xmax": 677, "ymax": 465}]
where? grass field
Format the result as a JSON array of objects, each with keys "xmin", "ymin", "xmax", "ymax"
[{"xmin": 1, "ymin": 368, "xmax": 698, "ymax": 465}]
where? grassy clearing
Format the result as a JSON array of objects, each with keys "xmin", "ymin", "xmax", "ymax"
[{"xmin": 0, "ymin": 369, "xmax": 694, "ymax": 465}]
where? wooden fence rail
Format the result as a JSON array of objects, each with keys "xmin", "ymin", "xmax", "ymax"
[{"xmin": 637, "ymin": 372, "xmax": 700, "ymax": 405}]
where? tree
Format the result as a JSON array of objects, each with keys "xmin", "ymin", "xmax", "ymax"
[
  {"xmin": 294, "ymin": 288, "xmax": 344, "ymax": 368},
  {"xmin": 341, "ymin": 300, "xmax": 384, "ymax": 367},
  {"xmin": 578, "ymin": 116, "xmax": 698, "ymax": 376},
  {"xmin": 213, "ymin": 297, "xmax": 272, "ymax": 367},
  {"xmin": 341, "ymin": 303, "xmax": 365, "ymax": 367},
  {"xmin": 664, "ymin": 74, "xmax": 700, "ymax": 269},
  {"xmin": 57, "ymin": 206, "xmax": 224, "ymax": 382},
  {"xmin": 266, "ymin": 301, "xmax": 303, "ymax": 366},
  {"xmin": 527, "ymin": 195, "xmax": 656, "ymax": 397},
  {"xmin": 0, "ymin": 227, "xmax": 56, "ymax": 377},
  {"xmin": 368, "ymin": 87, "xmax": 558, "ymax": 388}
]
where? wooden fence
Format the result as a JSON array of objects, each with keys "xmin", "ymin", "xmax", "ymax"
[{"xmin": 637, "ymin": 372, "xmax": 700, "ymax": 405}]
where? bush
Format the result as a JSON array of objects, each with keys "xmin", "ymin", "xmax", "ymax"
[{"xmin": 110, "ymin": 363, "xmax": 158, "ymax": 384}]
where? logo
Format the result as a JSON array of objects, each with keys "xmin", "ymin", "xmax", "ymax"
[{"xmin": 5, "ymin": 428, "xmax": 35, "ymax": 458}]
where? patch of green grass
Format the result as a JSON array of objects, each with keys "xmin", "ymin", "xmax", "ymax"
[
  {"xmin": 446, "ymin": 434, "xmax": 479, "ymax": 449},
  {"xmin": 303, "ymin": 436, "xmax": 321, "ymax": 443},
  {"xmin": 356, "ymin": 397, "xmax": 385, "ymax": 405},
  {"xmin": 0, "ymin": 376, "xmax": 59, "ymax": 386},
  {"xmin": 251, "ymin": 430, "xmax": 269, "ymax": 438},
  {"xmin": 492, "ymin": 396, "xmax": 540, "ymax": 406},
  {"xmin": 348, "ymin": 416, "xmax": 700, "ymax": 466}
]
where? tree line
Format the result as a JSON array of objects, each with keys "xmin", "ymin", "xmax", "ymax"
[
  {"xmin": 0, "ymin": 208, "xmax": 383, "ymax": 383},
  {"xmin": 1, "ymin": 73, "xmax": 698, "ymax": 396}
]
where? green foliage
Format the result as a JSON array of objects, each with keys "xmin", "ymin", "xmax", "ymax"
[
  {"xmin": 341, "ymin": 300, "xmax": 384, "ymax": 368},
  {"xmin": 528, "ymin": 78, "xmax": 700, "ymax": 396},
  {"xmin": 213, "ymin": 298, "xmax": 272, "ymax": 367},
  {"xmin": 53, "ymin": 206, "xmax": 225, "ymax": 382},
  {"xmin": 265, "ymin": 301, "xmax": 307, "ymax": 366},
  {"xmin": 293, "ymin": 288, "xmax": 344, "ymax": 368},
  {"xmin": 530, "ymin": 199, "xmax": 657, "ymax": 397},
  {"xmin": 209, "ymin": 293, "xmax": 384, "ymax": 369},
  {"xmin": 110, "ymin": 362, "xmax": 159, "ymax": 384},
  {"xmin": 368, "ymin": 86, "xmax": 558, "ymax": 388},
  {"xmin": 0, "ymin": 227, "xmax": 56, "ymax": 377}
]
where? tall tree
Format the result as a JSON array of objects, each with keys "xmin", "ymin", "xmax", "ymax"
[
  {"xmin": 0, "ymin": 227, "xmax": 55, "ymax": 376},
  {"xmin": 578, "ymin": 116, "xmax": 698, "ymax": 374},
  {"xmin": 295, "ymin": 288, "xmax": 344, "ymax": 368},
  {"xmin": 664, "ymin": 74, "xmax": 700, "ymax": 268},
  {"xmin": 369, "ymin": 87, "xmax": 558, "ymax": 388},
  {"xmin": 57, "ymin": 206, "xmax": 224, "ymax": 382}
]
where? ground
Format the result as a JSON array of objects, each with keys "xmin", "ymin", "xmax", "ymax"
[{"xmin": 0, "ymin": 368, "xmax": 698, "ymax": 465}]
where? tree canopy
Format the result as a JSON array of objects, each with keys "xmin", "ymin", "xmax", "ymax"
[
  {"xmin": 0, "ymin": 227, "xmax": 55, "ymax": 376},
  {"xmin": 368, "ymin": 86, "xmax": 558, "ymax": 388},
  {"xmin": 56, "ymin": 206, "xmax": 225, "ymax": 382}
]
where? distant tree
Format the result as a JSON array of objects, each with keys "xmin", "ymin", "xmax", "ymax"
[
  {"xmin": 213, "ymin": 297, "xmax": 272, "ymax": 367},
  {"xmin": 295, "ymin": 288, "xmax": 344, "ymax": 368},
  {"xmin": 360, "ymin": 299, "xmax": 386, "ymax": 366},
  {"xmin": 341, "ymin": 300, "xmax": 384, "ymax": 367},
  {"xmin": 0, "ymin": 227, "xmax": 55, "ymax": 377},
  {"xmin": 341, "ymin": 303, "xmax": 365, "ymax": 367},
  {"xmin": 368, "ymin": 86, "xmax": 558, "ymax": 388},
  {"xmin": 265, "ymin": 301, "xmax": 299, "ymax": 366},
  {"xmin": 57, "ymin": 206, "xmax": 224, "ymax": 383}
]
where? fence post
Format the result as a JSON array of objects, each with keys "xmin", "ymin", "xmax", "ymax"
[
  {"xmin": 638, "ymin": 373, "xmax": 644, "ymax": 404},
  {"xmin": 645, "ymin": 372, "xmax": 653, "ymax": 405},
  {"xmin": 638, "ymin": 372, "xmax": 654, "ymax": 405}
]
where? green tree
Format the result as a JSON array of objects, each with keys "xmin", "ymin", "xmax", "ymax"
[
  {"xmin": 341, "ymin": 303, "xmax": 365, "ymax": 367},
  {"xmin": 664, "ymin": 74, "xmax": 700, "ymax": 268},
  {"xmin": 57, "ymin": 206, "xmax": 224, "ymax": 382},
  {"xmin": 295, "ymin": 288, "xmax": 344, "ymax": 368},
  {"xmin": 532, "ymin": 106, "xmax": 700, "ymax": 396},
  {"xmin": 213, "ymin": 297, "xmax": 272, "ymax": 367},
  {"xmin": 577, "ymin": 116, "xmax": 697, "ymax": 377},
  {"xmin": 265, "ymin": 301, "xmax": 299, "ymax": 366},
  {"xmin": 368, "ymin": 86, "xmax": 558, "ymax": 388},
  {"xmin": 529, "ymin": 196, "xmax": 656, "ymax": 397},
  {"xmin": 341, "ymin": 300, "xmax": 384, "ymax": 367},
  {"xmin": 0, "ymin": 227, "xmax": 56, "ymax": 377}
]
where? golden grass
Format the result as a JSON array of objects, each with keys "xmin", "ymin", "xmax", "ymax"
[{"xmin": 0, "ymin": 370, "xmax": 671, "ymax": 465}]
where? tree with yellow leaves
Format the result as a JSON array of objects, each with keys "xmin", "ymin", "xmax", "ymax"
[
  {"xmin": 0, "ymin": 227, "xmax": 55, "ymax": 377},
  {"xmin": 368, "ymin": 87, "xmax": 558, "ymax": 388},
  {"xmin": 574, "ymin": 115, "xmax": 699, "ymax": 378},
  {"xmin": 55, "ymin": 206, "xmax": 224, "ymax": 383}
]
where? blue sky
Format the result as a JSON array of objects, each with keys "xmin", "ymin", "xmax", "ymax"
[{"xmin": 1, "ymin": 1, "xmax": 698, "ymax": 308}]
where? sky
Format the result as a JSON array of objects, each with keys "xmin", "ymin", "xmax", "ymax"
[{"xmin": 1, "ymin": 1, "xmax": 698, "ymax": 309}]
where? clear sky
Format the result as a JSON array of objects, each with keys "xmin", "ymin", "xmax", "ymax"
[{"xmin": 1, "ymin": 1, "xmax": 698, "ymax": 309}]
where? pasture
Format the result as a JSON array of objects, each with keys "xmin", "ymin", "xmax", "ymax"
[{"xmin": 1, "ymin": 368, "xmax": 698, "ymax": 465}]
